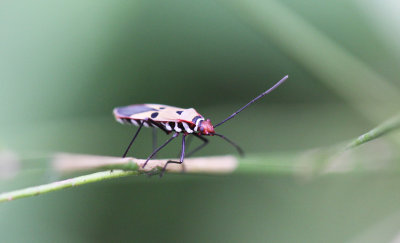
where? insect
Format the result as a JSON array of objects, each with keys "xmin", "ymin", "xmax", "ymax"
[{"xmin": 114, "ymin": 75, "xmax": 288, "ymax": 176}]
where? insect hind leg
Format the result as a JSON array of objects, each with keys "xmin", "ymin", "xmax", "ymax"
[
  {"xmin": 152, "ymin": 127, "xmax": 157, "ymax": 158},
  {"xmin": 122, "ymin": 121, "xmax": 144, "ymax": 158},
  {"xmin": 143, "ymin": 132, "xmax": 179, "ymax": 168}
]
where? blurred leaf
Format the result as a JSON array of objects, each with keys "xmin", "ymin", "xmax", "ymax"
[{"xmin": 218, "ymin": 0, "xmax": 400, "ymax": 122}]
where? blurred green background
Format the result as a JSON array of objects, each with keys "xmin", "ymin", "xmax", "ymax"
[{"xmin": 1, "ymin": 0, "xmax": 400, "ymax": 242}]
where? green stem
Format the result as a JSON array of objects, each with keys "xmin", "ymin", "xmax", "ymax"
[
  {"xmin": 346, "ymin": 113, "xmax": 400, "ymax": 149},
  {"xmin": 0, "ymin": 170, "xmax": 138, "ymax": 203},
  {"xmin": 2, "ymin": 115, "xmax": 400, "ymax": 205},
  {"xmin": 0, "ymin": 155, "xmax": 239, "ymax": 203}
]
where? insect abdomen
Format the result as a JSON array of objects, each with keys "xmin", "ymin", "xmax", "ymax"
[
  {"xmin": 117, "ymin": 118, "xmax": 153, "ymax": 127},
  {"xmin": 161, "ymin": 121, "xmax": 194, "ymax": 133},
  {"xmin": 117, "ymin": 118, "xmax": 197, "ymax": 133}
]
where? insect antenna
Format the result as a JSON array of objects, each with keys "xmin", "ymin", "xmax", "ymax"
[{"xmin": 214, "ymin": 75, "xmax": 288, "ymax": 128}]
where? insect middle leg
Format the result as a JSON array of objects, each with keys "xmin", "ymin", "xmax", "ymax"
[
  {"xmin": 143, "ymin": 132, "xmax": 179, "ymax": 168},
  {"xmin": 160, "ymin": 134, "xmax": 186, "ymax": 177}
]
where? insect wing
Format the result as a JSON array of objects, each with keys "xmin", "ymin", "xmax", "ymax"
[
  {"xmin": 114, "ymin": 104, "xmax": 201, "ymax": 124},
  {"xmin": 145, "ymin": 105, "xmax": 201, "ymax": 124},
  {"xmin": 114, "ymin": 104, "xmax": 158, "ymax": 119},
  {"xmin": 177, "ymin": 108, "xmax": 201, "ymax": 124}
]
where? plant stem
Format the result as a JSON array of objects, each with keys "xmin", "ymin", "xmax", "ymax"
[
  {"xmin": 0, "ymin": 170, "xmax": 138, "ymax": 203},
  {"xmin": 346, "ymin": 113, "xmax": 400, "ymax": 149},
  {"xmin": 2, "ymin": 115, "xmax": 400, "ymax": 204},
  {"xmin": 0, "ymin": 155, "xmax": 239, "ymax": 203}
]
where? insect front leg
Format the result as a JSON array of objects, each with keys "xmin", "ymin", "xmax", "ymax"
[
  {"xmin": 160, "ymin": 134, "xmax": 186, "ymax": 177},
  {"xmin": 186, "ymin": 134, "xmax": 209, "ymax": 157}
]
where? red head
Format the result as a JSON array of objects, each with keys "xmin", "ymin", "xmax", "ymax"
[{"xmin": 199, "ymin": 119, "xmax": 215, "ymax": 135}]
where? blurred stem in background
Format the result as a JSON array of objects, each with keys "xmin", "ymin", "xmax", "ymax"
[
  {"xmin": 346, "ymin": 112, "xmax": 400, "ymax": 149},
  {"xmin": 218, "ymin": 0, "xmax": 400, "ymax": 143}
]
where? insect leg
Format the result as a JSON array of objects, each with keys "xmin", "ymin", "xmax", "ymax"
[
  {"xmin": 143, "ymin": 132, "xmax": 179, "ymax": 168},
  {"xmin": 186, "ymin": 134, "xmax": 209, "ymax": 157},
  {"xmin": 213, "ymin": 133, "xmax": 244, "ymax": 156},
  {"xmin": 185, "ymin": 135, "xmax": 193, "ymax": 150},
  {"xmin": 160, "ymin": 134, "xmax": 186, "ymax": 177},
  {"xmin": 122, "ymin": 121, "xmax": 144, "ymax": 158},
  {"xmin": 176, "ymin": 135, "xmax": 193, "ymax": 158},
  {"xmin": 152, "ymin": 127, "xmax": 157, "ymax": 158}
]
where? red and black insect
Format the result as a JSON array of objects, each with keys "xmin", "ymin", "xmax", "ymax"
[{"xmin": 114, "ymin": 75, "xmax": 288, "ymax": 176}]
